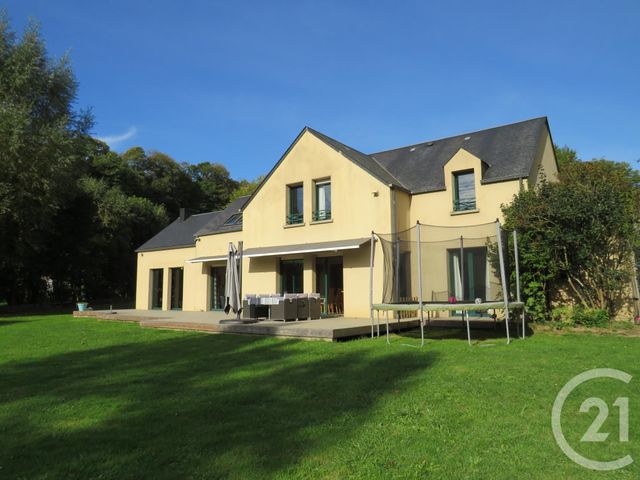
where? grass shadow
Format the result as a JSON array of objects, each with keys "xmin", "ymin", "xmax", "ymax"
[
  {"xmin": 393, "ymin": 319, "xmax": 534, "ymax": 343},
  {"xmin": 0, "ymin": 329, "xmax": 437, "ymax": 479}
]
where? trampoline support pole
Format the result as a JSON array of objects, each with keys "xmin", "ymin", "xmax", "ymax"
[
  {"xmin": 465, "ymin": 310, "xmax": 471, "ymax": 346},
  {"xmin": 385, "ymin": 310, "xmax": 391, "ymax": 345},
  {"xmin": 369, "ymin": 232, "xmax": 375, "ymax": 338},
  {"xmin": 459, "ymin": 236, "xmax": 464, "ymax": 302},
  {"xmin": 496, "ymin": 220, "xmax": 511, "ymax": 345},
  {"xmin": 416, "ymin": 222, "xmax": 425, "ymax": 347},
  {"xmin": 513, "ymin": 229, "xmax": 525, "ymax": 339}
]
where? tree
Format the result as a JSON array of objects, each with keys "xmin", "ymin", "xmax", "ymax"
[
  {"xmin": 75, "ymin": 177, "xmax": 167, "ymax": 300},
  {"xmin": 503, "ymin": 155, "xmax": 640, "ymax": 320},
  {"xmin": 554, "ymin": 144, "xmax": 578, "ymax": 170},
  {"xmin": 124, "ymin": 148, "xmax": 201, "ymax": 218},
  {"xmin": 230, "ymin": 175, "xmax": 265, "ymax": 201},
  {"xmin": 185, "ymin": 162, "xmax": 239, "ymax": 211},
  {"xmin": 0, "ymin": 16, "xmax": 92, "ymax": 304},
  {"xmin": 0, "ymin": 12, "xmax": 257, "ymax": 306}
]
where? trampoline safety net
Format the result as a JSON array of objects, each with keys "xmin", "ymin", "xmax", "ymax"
[{"xmin": 376, "ymin": 221, "xmax": 513, "ymax": 306}]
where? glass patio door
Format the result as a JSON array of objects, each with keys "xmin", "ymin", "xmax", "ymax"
[
  {"xmin": 151, "ymin": 268, "xmax": 163, "ymax": 310},
  {"xmin": 280, "ymin": 259, "xmax": 303, "ymax": 294},
  {"xmin": 170, "ymin": 267, "xmax": 184, "ymax": 310},
  {"xmin": 315, "ymin": 257, "xmax": 343, "ymax": 315},
  {"xmin": 210, "ymin": 266, "xmax": 226, "ymax": 310},
  {"xmin": 448, "ymin": 247, "xmax": 488, "ymax": 316}
]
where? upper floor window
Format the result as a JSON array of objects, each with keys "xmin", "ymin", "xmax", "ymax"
[
  {"xmin": 453, "ymin": 170, "xmax": 476, "ymax": 212},
  {"xmin": 223, "ymin": 213, "xmax": 242, "ymax": 226},
  {"xmin": 313, "ymin": 179, "xmax": 331, "ymax": 221},
  {"xmin": 287, "ymin": 183, "xmax": 303, "ymax": 224}
]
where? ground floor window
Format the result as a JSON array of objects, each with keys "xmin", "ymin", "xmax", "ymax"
[
  {"xmin": 151, "ymin": 268, "xmax": 163, "ymax": 309},
  {"xmin": 170, "ymin": 267, "xmax": 184, "ymax": 310},
  {"xmin": 280, "ymin": 259, "xmax": 303, "ymax": 294},
  {"xmin": 210, "ymin": 266, "xmax": 226, "ymax": 310}
]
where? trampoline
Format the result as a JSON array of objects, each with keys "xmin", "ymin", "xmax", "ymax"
[{"xmin": 369, "ymin": 220, "xmax": 525, "ymax": 347}]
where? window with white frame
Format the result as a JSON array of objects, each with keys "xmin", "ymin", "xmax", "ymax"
[{"xmin": 313, "ymin": 179, "xmax": 331, "ymax": 221}]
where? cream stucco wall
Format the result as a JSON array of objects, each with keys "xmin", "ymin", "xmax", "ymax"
[
  {"xmin": 395, "ymin": 190, "xmax": 412, "ymax": 232},
  {"xmin": 135, "ymin": 247, "xmax": 196, "ymax": 311},
  {"xmin": 409, "ymin": 148, "xmax": 521, "ymax": 227},
  {"xmin": 135, "ymin": 230, "xmax": 243, "ymax": 312},
  {"xmin": 243, "ymin": 131, "xmax": 392, "ymax": 246},
  {"xmin": 529, "ymin": 128, "xmax": 558, "ymax": 187},
  {"xmin": 240, "ymin": 131, "xmax": 392, "ymax": 317},
  {"xmin": 405, "ymin": 148, "xmax": 521, "ymax": 303}
]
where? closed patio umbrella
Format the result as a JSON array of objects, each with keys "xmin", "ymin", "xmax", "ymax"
[{"xmin": 224, "ymin": 242, "xmax": 242, "ymax": 318}]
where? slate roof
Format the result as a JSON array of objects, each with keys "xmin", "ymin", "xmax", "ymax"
[
  {"xmin": 370, "ymin": 117, "xmax": 549, "ymax": 193},
  {"xmin": 136, "ymin": 196, "xmax": 249, "ymax": 252},
  {"xmin": 137, "ymin": 117, "xmax": 551, "ymax": 252},
  {"xmin": 195, "ymin": 196, "xmax": 249, "ymax": 237}
]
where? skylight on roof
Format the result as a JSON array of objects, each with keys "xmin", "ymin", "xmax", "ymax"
[{"xmin": 223, "ymin": 213, "xmax": 242, "ymax": 226}]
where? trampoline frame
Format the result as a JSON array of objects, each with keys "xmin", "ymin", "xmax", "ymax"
[{"xmin": 369, "ymin": 219, "xmax": 526, "ymax": 347}]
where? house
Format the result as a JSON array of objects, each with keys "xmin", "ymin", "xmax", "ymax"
[{"xmin": 135, "ymin": 117, "xmax": 558, "ymax": 317}]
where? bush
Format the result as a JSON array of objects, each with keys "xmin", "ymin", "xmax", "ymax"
[
  {"xmin": 551, "ymin": 306, "xmax": 575, "ymax": 327},
  {"xmin": 501, "ymin": 157, "xmax": 640, "ymax": 321},
  {"xmin": 573, "ymin": 307, "xmax": 610, "ymax": 327},
  {"xmin": 550, "ymin": 305, "xmax": 610, "ymax": 328}
]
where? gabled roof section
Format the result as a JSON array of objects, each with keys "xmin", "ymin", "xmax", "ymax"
[
  {"xmin": 241, "ymin": 126, "xmax": 408, "ymax": 211},
  {"xmin": 136, "ymin": 196, "xmax": 250, "ymax": 252},
  {"xmin": 370, "ymin": 117, "xmax": 549, "ymax": 193},
  {"xmin": 305, "ymin": 128, "xmax": 406, "ymax": 190}
]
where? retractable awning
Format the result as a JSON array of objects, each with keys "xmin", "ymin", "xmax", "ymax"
[
  {"xmin": 186, "ymin": 255, "xmax": 227, "ymax": 263},
  {"xmin": 242, "ymin": 238, "xmax": 370, "ymax": 258}
]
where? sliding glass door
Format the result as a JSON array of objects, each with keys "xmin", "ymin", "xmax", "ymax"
[
  {"xmin": 448, "ymin": 247, "xmax": 488, "ymax": 303},
  {"xmin": 151, "ymin": 269, "xmax": 163, "ymax": 310},
  {"xmin": 210, "ymin": 266, "xmax": 226, "ymax": 310},
  {"xmin": 170, "ymin": 267, "xmax": 184, "ymax": 310},
  {"xmin": 279, "ymin": 259, "xmax": 303, "ymax": 294},
  {"xmin": 315, "ymin": 256, "xmax": 343, "ymax": 314}
]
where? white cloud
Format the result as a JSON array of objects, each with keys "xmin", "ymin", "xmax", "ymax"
[{"xmin": 96, "ymin": 126, "xmax": 137, "ymax": 146}]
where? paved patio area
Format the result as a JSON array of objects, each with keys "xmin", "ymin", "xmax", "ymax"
[{"xmin": 73, "ymin": 309, "xmax": 421, "ymax": 341}]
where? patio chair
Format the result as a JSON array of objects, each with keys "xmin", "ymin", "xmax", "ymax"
[
  {"xmin": 242, "ymin": 294, "xmax": 258, "ymax": 320},
  {"xmin": 244, "ymin": 294, "xmax": 270, "ymax": 319},
  {"xmin": 308, "ymin": 293, "xmax": 321, "ymax": 320},
  {"xmin": 296, "ymin": 293, "xmax": 309, "ymax": 320},
  {"xmin": 270, "ymin": 295, "xmax": 297, "ymax": 321}
]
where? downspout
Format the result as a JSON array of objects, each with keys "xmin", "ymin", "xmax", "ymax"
[
  {"xmin": 390, "ymin": 186, "xmax": 399, "ymax": 315},
  {"xmin": 390, "ymin": 185, "xmax": 397, "ymax": 238}
]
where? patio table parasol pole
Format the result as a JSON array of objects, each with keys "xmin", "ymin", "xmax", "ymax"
[{"xmin": 369, "ymin": 232, "xmax": 375, "ymax": 338}]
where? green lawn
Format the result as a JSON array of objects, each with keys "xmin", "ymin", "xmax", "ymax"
[{"xmin": 0, "ymin": 315, "xmax": 638, "ymax": 479}]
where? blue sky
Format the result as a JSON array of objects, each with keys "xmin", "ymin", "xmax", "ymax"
[{"xmin": 4, "ymin": 0, "xmax": 640, "ymax": 180}]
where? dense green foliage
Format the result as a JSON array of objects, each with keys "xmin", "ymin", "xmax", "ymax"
[
  {"xmin": 554, "ymin": 144, "xmax": 578, "ymax": 170},
  {"xmin": 230, "ymin": 175, "xmax": 265, "ymax": 201},
  {"xmin": 0, "ymin": 18, "xmax": 260, "ymax": 305},
  {"xmin": 0, "ymin": 314, "xmax": 638, "ymax": 479},
  {"xmin": 503, "ymin": 149, "xmax": 640, "ymax": 321},
  {"xmin": 551, "ymin": 305, "xmax": 610, "ymax": 328}
]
